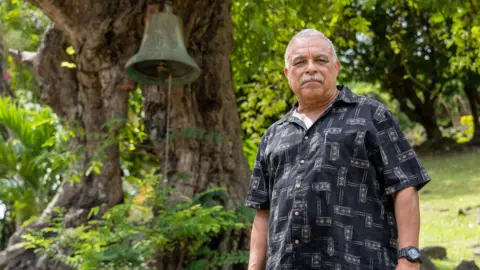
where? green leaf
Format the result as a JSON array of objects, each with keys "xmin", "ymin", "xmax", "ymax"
[
  {"xmin": 66, "ymin": 46, "xmax": 75, "ymax": 55},
  {"xmin": 60, "ymin": 61, "xmax": 76, "ymax": 68}
]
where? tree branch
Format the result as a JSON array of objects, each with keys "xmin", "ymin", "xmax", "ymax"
[
  {"xmin": 25, "ymin": 0, "xmax": 80, "ymax": 40},
  {"xmin": 0, "ymin": 243, "xmax": 27, "ymax": 269},
  {"xmin": 430, "ymin": 82, "xmax": 445, "ymax": 102},
  {"xmin": 0, "ymin": 37, "xmax": 11, "ymax": 96},
  {"xmin": 402, "ymin": 61, "xmax": 431, "ymax": 93},
  {"xmin": 8, "ymin": 49, "xmax": 38, "ymax": 78},
  {"xmin": 8, "ymin": 24, "xmax": 80, "ymax": 120}
]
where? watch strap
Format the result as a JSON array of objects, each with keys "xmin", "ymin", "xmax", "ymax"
[{"xmin": 398, "ymin": 248, "xmax": 409, "ymax": 258}]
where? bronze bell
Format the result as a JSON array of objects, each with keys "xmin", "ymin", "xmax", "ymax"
[{"xmin": 125, "ymin": 4, "xmax": 201, "ymax": 86}]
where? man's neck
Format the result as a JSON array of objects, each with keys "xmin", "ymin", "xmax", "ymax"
[{"xmin": 297, "ymin": 90, "xmax": 339, "ymax": 121}]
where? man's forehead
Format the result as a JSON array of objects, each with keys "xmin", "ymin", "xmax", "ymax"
[{"xmin": 288, "ymin": 36, "xmax": 332, "ymax": 56}]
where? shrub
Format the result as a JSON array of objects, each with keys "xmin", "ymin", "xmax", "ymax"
[
  {"xmin": 455, "ymin": 115, "xmax": 474, "ymax": 143},
  {"xmin": 23, "ymin": 179, "xmax": 250, "ymax": 270}
]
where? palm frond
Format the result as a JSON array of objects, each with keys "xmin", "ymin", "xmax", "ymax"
[{"xmin": 0, "ymin": 97, "xmax": 55, "ymax": 155}]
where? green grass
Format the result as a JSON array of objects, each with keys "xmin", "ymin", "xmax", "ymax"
[{"xmin": 419, "ymin": 148, "xmax": 480, "ymax": 269}]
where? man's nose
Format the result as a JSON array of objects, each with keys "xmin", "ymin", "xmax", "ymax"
[{"xmin": 305, "ymin": 60, "xmax": 318, "ymax": 74}]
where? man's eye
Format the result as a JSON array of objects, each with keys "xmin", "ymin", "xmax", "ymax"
[
  {"xmin": 316, "ymin": 59, "xmax": 328, "ymax": 62},
  {"xmin": 294, "ymin": 60, "xmax": 305, "ymax": 65}
]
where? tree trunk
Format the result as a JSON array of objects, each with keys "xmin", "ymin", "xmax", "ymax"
[
  {"xmin": 384, "ymin": 64, "xmax": 443, "ymax": 142},
  {"xmin": 465, "ymin": 72, "xmax": 480, "ymax": 141},
  {"xmin": 0, "ymin": 1, "xmax": 251, "ymax": 269},
  {"xmin": 0, "ymin": 36, "xmax": 8, "ymax": 96},
  {"xmin": 416, "ymin": 100, "xmax": 443, "ymax": 141},
  {"xmin": 0, "ymin": 35, "xmax": 9, "ymax": 139},
  {"xmin": 143, "ymin": 1, "xmax": 250, "ymax": 268}
]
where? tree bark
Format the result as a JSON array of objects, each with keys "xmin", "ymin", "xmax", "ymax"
[
  {"xmin": 143, "ymin": 1, "xmax": 250, "ymax": 268},
  {"xmin": 1, "ymin": 0, "xmax": 250, "ymax": 269},
  {"xmin": 143, "ymin": 0, "xmax": 249, "ymax": 202}
]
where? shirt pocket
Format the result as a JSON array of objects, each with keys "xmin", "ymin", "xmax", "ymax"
[{"xmin": 323, "ymin": 128, "xmax": 364, "ymax": 165}]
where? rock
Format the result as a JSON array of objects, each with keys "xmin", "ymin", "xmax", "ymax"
[
  {"xmin": 455, "ymin": 260, "xmax": 480, "ymax": 270},
  {"xmin": 421, "ymin": 246, "xmax": 447, "ymax": 260},
  {"xmin": 420, "ymin": 256, "xmax": 437, "ymax": 270}
]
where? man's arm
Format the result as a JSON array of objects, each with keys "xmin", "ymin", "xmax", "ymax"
[
  {"xmin": 393, "ymin": 187, "xmax": 420, "ymax": 269},
  {"xmin": 248, "ymin": 209, "xmax": 270, "ymax": 270}
]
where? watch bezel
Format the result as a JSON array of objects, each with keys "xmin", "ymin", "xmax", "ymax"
[{"xmin": 406, "ymin": 247, "xmax": 421, "ymax": 262}]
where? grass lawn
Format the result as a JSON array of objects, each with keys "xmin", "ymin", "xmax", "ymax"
[{"xmin": 419, "ymin": 148, "xmax": 480, "ymax": 269}]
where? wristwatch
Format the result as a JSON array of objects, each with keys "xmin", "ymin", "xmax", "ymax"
[{"xmin": 398, "ymin": 246, "xmax": 422, "ymax": 263}]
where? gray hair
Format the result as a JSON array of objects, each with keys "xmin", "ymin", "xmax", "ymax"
[{"xmin": 284, "ymin": 29, "xmax": 338, "ymax": 67}]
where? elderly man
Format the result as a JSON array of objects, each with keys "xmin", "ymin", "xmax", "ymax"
[{"xmin": 245, "ymin": 29, "xmax": 430, "ymax": 270}]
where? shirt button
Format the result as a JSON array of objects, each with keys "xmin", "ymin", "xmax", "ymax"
[
  {"xmin": 300, "ymin": 160, "xmax": 305, "ymax": 164},
  {"xmin": 294, "ymin": 211, "xmax": 300, "ymax": 216},
  {"xmin": 295, "ymin": 183, "xmax": 301, "ymax": 189},
  {"xmin": 304, "ymin": 136, "xmax": 309, "ymax": 140},
  {"xmin": 295, "ymin": 240, "xmax": 300, "ymax": 244}
]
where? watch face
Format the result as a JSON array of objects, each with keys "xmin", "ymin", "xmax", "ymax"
[{"xmin": 407, "ymin": 248, "xmax": 420, "ymax": 259}]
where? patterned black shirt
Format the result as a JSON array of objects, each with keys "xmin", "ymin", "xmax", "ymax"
[{"xmin": 245, "ymin": 86, "xmax": 430, "ymax": 270}]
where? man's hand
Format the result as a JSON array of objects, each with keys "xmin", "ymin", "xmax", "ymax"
[{"xmin": 396, "ymin": 258, "xmax": 420, "ymax": 270}]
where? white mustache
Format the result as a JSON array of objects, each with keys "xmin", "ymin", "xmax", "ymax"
[{"xmin": 301, "ymin": 76, "xmax": 324, "ymax": 85}]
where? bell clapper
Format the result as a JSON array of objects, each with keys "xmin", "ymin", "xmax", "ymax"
[{"xmin": 157, "ymin": 62, "xmax": 168, "ymax": 73}]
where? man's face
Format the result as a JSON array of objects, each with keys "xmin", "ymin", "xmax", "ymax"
[{"xmin": 284, "ymin": 35, "xmax": 341, "ymax": 102}]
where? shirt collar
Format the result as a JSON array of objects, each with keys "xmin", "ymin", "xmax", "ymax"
[
  {"xmin": 279, "ymin": 85, "xmax": 359, "ymax": 125},
  {"xmin": 335, "ymin": 85, "xmax": 360, "ymax": 104}
]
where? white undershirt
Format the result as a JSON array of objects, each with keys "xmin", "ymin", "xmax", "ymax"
[{"xmin": 292, "ymin": 109, "xmax": 314, "ymax": 129}]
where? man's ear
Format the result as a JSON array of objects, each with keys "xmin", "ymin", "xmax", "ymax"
[
  {"xmin": 284, "ymin": 67, "xmax": 289, "ymax": 77},
  {"xmin": 335, "ymin": 60, "xmax": 342, "ymax": 76}
]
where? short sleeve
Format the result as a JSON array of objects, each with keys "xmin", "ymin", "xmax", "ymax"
[
  {"xmin": 368, "ymin": 109, "xmax": 431, "ymax": 195},
  {"xmin": 244, "ymin": 133, "xmax": 271, "ymax": 210}
]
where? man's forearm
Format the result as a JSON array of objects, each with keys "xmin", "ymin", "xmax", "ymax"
[
  {"xmin": 248, "ymin": 209, "xmax": 270, "ymax": 270},
  {"xmin": 393, "ymin": 187, "xmax": 420, "ymax": 249}
]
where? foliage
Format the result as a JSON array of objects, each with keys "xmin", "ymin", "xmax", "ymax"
[
  {"xmin": 350, "ymin": 1, "xmax": 459, "ymax": 140},
  {"xmin": 0, "ymin": 0, "xmax": 48, "ymax": 51},
  {"xmin": 419, "ymin": 1, "xmax": 480, "ymax": 75},
  {"xmin": 242, "ymin": 138, "xmax": 258, "ymax": 171},
  {"xmin": 455, "ymin": 115, "xmax": 475, "ymax": 143},
  {"xmin": 0, "ymin": 0, "xmax": 50, "ymax": 92},
  {"xmin": 0, "ymin": 93, "xmax": 68, "ymax": 248},
  {"xmin": 117, "ymin": 87, "xmax": 158, "ymax": 195},
  {"xmin": 0, "ymin": 95, "xmax": 64, "ymax": 213},
  {"xmin": 23, "ymin": 173, "xmax": 250, "ymax": 270}
]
